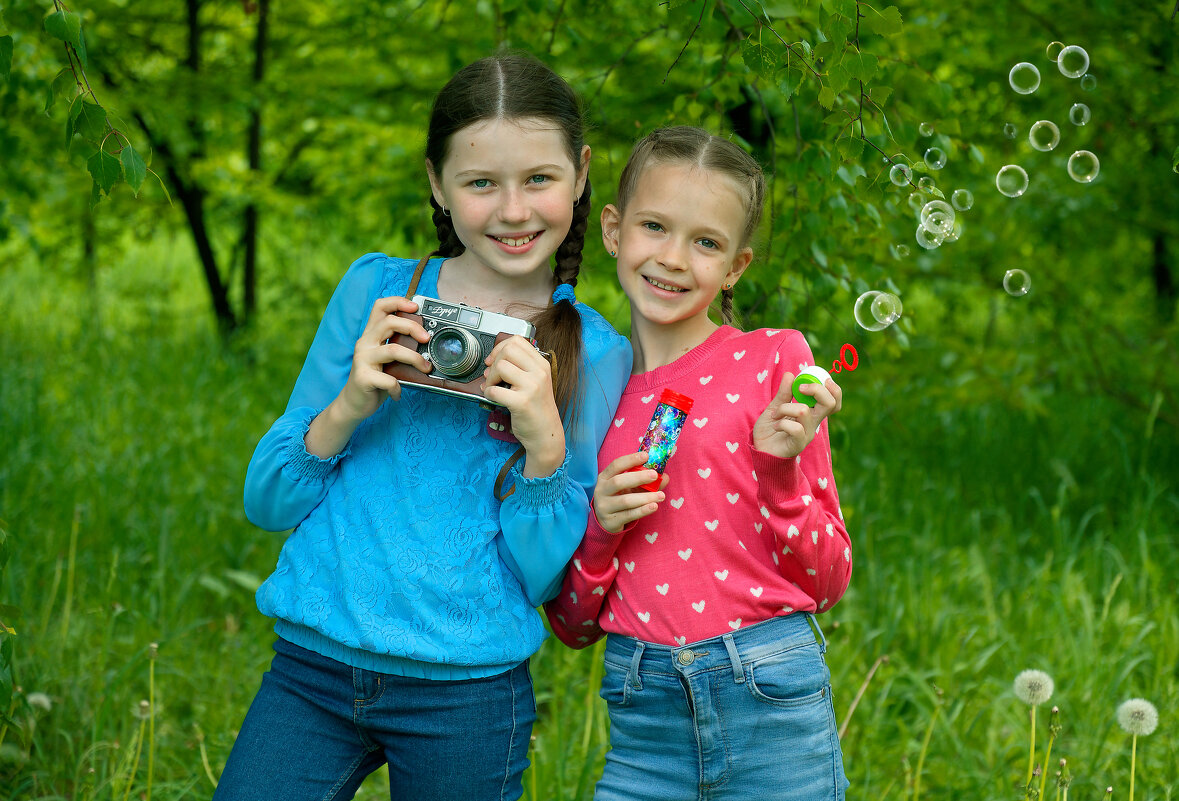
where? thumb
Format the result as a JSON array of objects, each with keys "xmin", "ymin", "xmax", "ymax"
[{"xmin": 772, "ymin": 371, "xmax": 797, "ymax": 404}]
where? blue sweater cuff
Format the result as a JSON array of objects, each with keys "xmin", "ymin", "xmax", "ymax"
[
  {"xmin": 281, "ymin": 408, "xmax": 351, "ymax": 483},
  {"xmin": 508, "ymin": 450, "xmax": 572, "ymax": 508}
]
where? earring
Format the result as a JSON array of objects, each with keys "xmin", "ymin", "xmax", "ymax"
[
  {"xmin": 723, "ymin": 283, "xmax": 732, "ymax": 290},
  {"xmin": 442, "ymin": 206, "xmax": 451, "ymax": 217},
  {"xmin": 609, "ymin": 250, "xmax": 616, "ymax": 257}
]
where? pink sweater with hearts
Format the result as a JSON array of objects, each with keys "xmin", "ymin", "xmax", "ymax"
[{"xmin": 544, "ymin": 325, "xmax": 851, "ymax": 648}]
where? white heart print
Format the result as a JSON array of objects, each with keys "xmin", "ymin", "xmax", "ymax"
[
  {"xmin": 818, "ymin": 477, "xmax": 828, "ymax": 489},
  {"xmin": 637, "ymin": 611, "xmax": 651, "ymax": 624},
  {"xmin": 811, "ymin": 531, "xmax": 819, "ymax": 544},
  {"xmin": 592, "ymin": 586, "xmax": 605, "ymax": 595},
  {"xmin": 624, "ymin": 561, "xmax": 635, "ymax": 573},
  {"xmin": 692, "ymin": 600, "xmax": 706, "ymax": 613},
  {"xmin": 645, "ymin": 532, "xmax": 659, "ymax": 544},
  {"xmin": 613, "ymin": 418, "xmax": 624, "ymax": 427},
  {"xmin": 733, "ymin": 350, "xmax": 746, "ymax": 360},
  {"xmin": 726, "ymin": 441, "xmax": 739, "ymax": 453},
  {"xmin": 573, "ymin": 559, "xmax": 581, "ymax": 571},
  {"xmin": 802, "ymin": 495, "xmax": 812, "ymax": 506},
  {"xmin": 700, "ymin": 375, "xmax": 713, "ymax": 385},
  {"xmin": 670, "ymin": 497, "xmax": 684, "ymax": 509},
  {"xmin": 693, "ymin": 418, "xmax": 708, "ymax": 429},
  {"xmin": 675, "ymin": 636, "xmax": 686, "ymax": 646},
  {"xmin": 750, "ymin": 587, "xmax": 763, "ymax": 597},
  {"xmin": 697, "ymin": 468, "xmax": 711, "ymax": 479},
  {"xmin": 714, "ymin": 570, "xmax": 729, "ymax": 581},
  {"xmin": 787, "ymin": 524, "xmax": 799, "ymax": 539},
  {"xmin": 726, "ymin": 393, "xmax": 740, "ymax": 403},
  {"xmin": 757, "ymin": 370, "xmax": 769, "ymax": 383},
  {"xmin": 726, "ymin": 493, "xmax": 740, "ymax": 504},
  {"xmin": 678, "ymin": 548, "xmax": 692, "ymax": 561},
  {"xmin": 704, "ymin": 520, "xmax": 719, "ymax": 531},
  {"xmin": 728, "ymin": 619, "xmax": 742, "ymax": 630},
  {"xmin": 656, "ymin": 583, "xmax": 669, "ymax": 595},
  {"xmin": 642, "ymin": 394, "xmax": 654, "ymax": 403},
  {"xmin": 766, "ymin": 330, "xmax": 780, "ymax": 337}
]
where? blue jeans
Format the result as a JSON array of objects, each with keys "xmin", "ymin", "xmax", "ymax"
[
  {"xmin": 594, "ymin": 614, "xmax": 848, "ymax": 801},
  {"xmin": 213, "ymin": 638, "xmax": 536, "ymax": 801}
]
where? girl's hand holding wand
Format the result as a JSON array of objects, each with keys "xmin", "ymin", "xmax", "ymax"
[
  {"xmin": 591, "ymin": 452, "xmax": 669, "ymax": 534},
  {"xmin": 752, "ymin": 373, "xmax": 843, "ymax": 460}
]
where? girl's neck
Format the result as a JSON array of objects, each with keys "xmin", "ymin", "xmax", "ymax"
[
  {"xmin": 629, "ymin": 311, "xmax": 722, "ymax": 375},
  {"xmin": 436, "ymin": 252, "xmax": 553, "ymax": 316}
]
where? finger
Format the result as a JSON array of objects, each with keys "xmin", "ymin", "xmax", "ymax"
[
  {"xmin": 374, "ymin": 340, "xmax": 432, "ymax": 373},
  {"xmin": 825, "ymin": 378, "xmax": 844, "ymax": 413},
  {"xmin": 601, "ymin": 451, "xmax": 653, "ymax": 480},
  {"xmin": 772, "ymin": 371, "xmax": 797, "ymax": 404}
]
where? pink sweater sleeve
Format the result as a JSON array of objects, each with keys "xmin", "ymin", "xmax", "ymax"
[{"xmin": 544, "ymin": 509, "xmax": 627, "ymax": 648}]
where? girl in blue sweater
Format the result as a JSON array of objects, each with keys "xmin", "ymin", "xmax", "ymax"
[{"xmin": 215, "ymin": 54, "xmax": 631, "ymax": 801}]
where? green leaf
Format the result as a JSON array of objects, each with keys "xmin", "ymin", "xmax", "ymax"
[
  {"xmin": 829, "ymin": 0, "xmax": 856, "ymax": 18},
  {"xmin": 87, "ymin": 149, "xmax": 121, "ymax": 195},
  {"xmin": 818, "ymin": 85, "xmax": 836, "ymax": 109},
  {"xmin": 826, "ymin": 60, "xmax": 851, "ymax": 97},
  {"xmin": 836, "ymin": 135, "xmax": 865, "ymax": 162},
  {"xmin": 45, "ymin": 68, "xmax": 78, "ymax": 114},
  {"xmin": 862, "ymin": 4, "xmax": 903, "ymax": 36},
  {"xmin": 0, "ymin": 35, "xmax": 12, "ymax": 83},
  {"xmin": 847, "ymin": 51, "xmax": 879, "ymax": 84},
  {"xmin": 1172, "ymin": 145, "xmax": 1179, "ymax": 174},
  {"xmin": 121, "ymin": 145, "xmax": 147, "ymax": 195},
  {"xmin": 74, "ymin": 100, "xmax": 107, "ymax": 142},
  {"xmin": 44, "ymin": 10, "xmax": 80, "ymax": 47},
  {"xmin": 868, "ymin": 85, "xmax": 892, "ymax": 108},
  {"xmin": 741, "ymin": 37, "xmax": 777, "ymax": 80}
]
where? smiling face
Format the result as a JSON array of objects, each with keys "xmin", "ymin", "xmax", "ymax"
[
  {"xmin": 603, "ymin": 160, "xmax": 753, "ymax": 348},
  {"xmin": 427, "ymin": 117, "xmax": 590, "ymax": 294}
]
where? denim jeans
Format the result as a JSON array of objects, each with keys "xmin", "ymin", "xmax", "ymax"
[
  {"xmin": 594, "ymin": 614, "xmax": 848, "ymax": 801},
  {"xmin": 213, "ymin": 638, "xmax": 536, "ymax": 801}
]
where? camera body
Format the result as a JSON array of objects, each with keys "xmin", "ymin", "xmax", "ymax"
[{"xmin": 384, "ymin": 295, "xmax": 537, "ymax": 406}]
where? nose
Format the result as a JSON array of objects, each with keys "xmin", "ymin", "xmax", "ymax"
[
  {"xmin": 497, "ymin": 186, "xmax": 529, "ymax": 225},
  {"xmin": 656, "ymin": 237, "xmax": 689, "ymax": 271}
]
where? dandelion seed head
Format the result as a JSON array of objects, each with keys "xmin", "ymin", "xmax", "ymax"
[
  {"xmin": 1014, "ymin": 669, "xmax": 1055, "ymax": 706},
  {"xmin": 1116, "ymin": 698, "xmax": 1159, "ymax": 736}
]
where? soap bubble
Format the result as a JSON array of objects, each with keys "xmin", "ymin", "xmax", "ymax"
[
  {"xmin": 920, "ymin": 199, "xmax": 956, "ymax": 237},
  {"xmin": 951, "ymin": 189, "xmax": 974, "ymax": 210},
  {"xmin": 996, "ymin": 165, "xmax": 1029, "ymax": 198},
  {"xmin": 1003, "ymin": 123, "xmax": 1018, "ymax": 139},
  {"xmin": 1009, "ymin": 62, "xmax": 1041, "ymax": 94},
  {"xmin": 1057, "ymin": 45, "xmax": 1089, "ymax": 78},
  {"xmin": 890, "ymin": 243, "xmax": 910, "ymax": 259},
  {"xmin": 1067, "ymin": 150, "xmax": 1100, "ymax": 183},
  {"xmin": 919, "ymin": 122, "xmax": 934, "ymax": 137},
  {"xmin": 854, "ymin": 291, "xmax": 902, "ymax": 331},
  {"xmin": 915, "ymin": 224, "xmax": 944, "ymax": 250},
  {"xmin": 1069, "ymin": 103, "xmax": 1091, "ymax": 126},
  {"xmin": 1046, "ymin": 41, "xmax": 1064, "ymax": 60},
  {"xmin": 1080, "ymin": 73, "xmax": 1097, "ymax": 91},
  {"xmin": 1003, "ymin": 269, "xmax": 1031, "ymax": 296},
  {"xmin": 924, "ymin": 147, "xmax": 947, "ymax": 170},
  {"xmin": 943, "ymin": 219, "xmax": 963, "ymax": 243},
  {"xmin": 918, "ymin": 176, "xmax": 937, "ymax": 193},
  {"xmin": 1028, "ymin": 120, "xmax": 1060, "ymax": 152},
  {"xmin": 889, "ymin": 162, "xmax": 912, "ymax": 186},
  {"xmin": 907, "ymin": 191, "xmax": 928, "ymax": 214}
]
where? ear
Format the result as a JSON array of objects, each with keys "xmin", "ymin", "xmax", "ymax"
[
  {"xmin": 600, "ymin": 204, "xmax": 621, "ymax": 255},
  {"xmin": 725, "ymin": 246, "xmax": 754, "ymax": 287},
  {"xmin": 425, "ymin": 159, "xmax": 446, "ymax": 209},
  {"xmin": 574, "ymin": 145, "xmax": 591, "ymax": 198}
]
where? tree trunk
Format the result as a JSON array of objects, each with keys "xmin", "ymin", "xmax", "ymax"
[{"xmin": 242, "ymin": 0, "xmax": 269, "ymax": 326}]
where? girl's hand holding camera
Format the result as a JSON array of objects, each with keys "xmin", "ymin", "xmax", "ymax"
[
  {"xmin": 752, "ymin": 372, "xmax": 843, "ymax": 461},
  {"xmin": 592, "ymin": 452, "xmax": 669, "ymax": 534},
  {"xmin": 480, "ymin": 335, "xmax": 565, "ymax": 478}
]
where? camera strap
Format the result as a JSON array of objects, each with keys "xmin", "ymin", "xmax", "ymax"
[{"xmin": 402, "ymin": 254, "xmax": 526, "ymax": 503}]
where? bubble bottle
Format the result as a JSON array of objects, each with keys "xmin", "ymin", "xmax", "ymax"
[{"xmin": 634, "ymin": 389, "xmax": 694, "ymax": 491}]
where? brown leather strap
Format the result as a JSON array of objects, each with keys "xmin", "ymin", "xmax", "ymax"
[
  {"xmin": 493, "ymin": 446, "xmax": 527, "ymax": 501},
  {"xmin": 404, "ymin": 255, "xmax": 431, "ymax": 299}
]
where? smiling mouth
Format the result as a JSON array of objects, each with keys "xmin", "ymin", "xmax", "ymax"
[
  {"xmin": 491, "ymin": 232, "xmax": 541, "ymax": 247},
  {"xmin": 644, "ymin": 276, "xmax": 688, "ymax": 292}
]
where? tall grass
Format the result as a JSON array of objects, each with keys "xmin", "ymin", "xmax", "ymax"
[{"xmin": 1, "ymin": 238, "xmax": 1175, "ymax": 800}]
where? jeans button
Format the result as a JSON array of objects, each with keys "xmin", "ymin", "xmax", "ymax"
[{"xmin": 677, "ymin": 650, "xmax": 695, "ymax": 666}]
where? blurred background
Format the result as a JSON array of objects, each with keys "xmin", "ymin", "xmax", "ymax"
[{"xmin": 2, "ymin": 1, "xmax": 1177, "ymax": 798}]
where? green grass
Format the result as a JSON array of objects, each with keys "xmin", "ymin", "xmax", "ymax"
[{"xmin": 2, "ymin": 239, "xmax": 1176, "ymax": 800}]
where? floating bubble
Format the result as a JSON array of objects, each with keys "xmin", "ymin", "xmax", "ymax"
[
  {"xmin": 1028, "ymin": 120, "xmax": 1060, "ymax": 152},
  {"xmin": 1080, "ymin": 73, "xmax": 1097, "ymax": 91},
  {"xmin": 951, "ymin": 189, "xmax": 974, "ymax": 210},
  {"xmin": 919, "ymin": 122, "xmax": 934, "ymax": 137},
  {"xmin": 891, "ymin": 243, "xmax": 911, "ymax": 258},
  {"xmin": 1003, "ymin": 269, "xmax": 1031, "ymax": 296},
  {"xmin": 915, "ymin": 224, "xmax": 944, "ymax": 250},
  {"xmin": 1009, "ymin": 62, "xmax": 1041, "ymax": 94},
  {"xmin": 1057, "ymin": 45, "xmax": 1089, "ymax": 79},
  {"xmin": 870, "ymin": 292, "xmax": 903, "ymax": 326},
  {"xmin": 1069, "ymin": 103, "xmax": 1091, "ymax": 126},
  {"xmin": 1067, "ymin": 150, "xmax": 1100, "ymax": 183},
  {"xmin": 918, "ymin": 176, "xmax": 937, "ymax": 193},
  {"xmin": 889, "ymin": 163, "xmax": 912, "ymax": 186},
  {"xmin": 1003, "ymin": 122, "xmax": 1019, "ymax": 139},
  {"xmin": 854, "ymin": 291, "xmax": 890, "ymax": 331},
  {"xmin": 996, "ymin": 164, "xmax": 1029, "ymax": 198},
  {"xmin": 907, "ymin": 191, "xmax": 928, "ymax": 214},
  {"xmin": 924, "ymin": 147, "xmax": 947, "ymax": 170},
  {"xmin": 1046, "ymin": 41, "xmax": 1064, "ymax": 60},
  {"xmin": 920, "ymin": 199, "xmax": 956, "ymax": 237},
  {"xmin": 943, "ymin": 219, "xmax": 963, "ymax": 244}
]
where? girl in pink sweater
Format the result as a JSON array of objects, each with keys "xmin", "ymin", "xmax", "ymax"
[{"xmin": 545, "ymin": 127, "xmax": 851, "ymax": 800}]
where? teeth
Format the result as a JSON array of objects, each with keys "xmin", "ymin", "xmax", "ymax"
[
  {"xmin": 647, "ymin": 277, "xmax": 686, "ymax": 292},
  {"xmin": 495, "ymin": 233, "xmax": 538, "ymax": 247}
]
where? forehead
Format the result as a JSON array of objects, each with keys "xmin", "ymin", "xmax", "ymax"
[
  {"xmin": 441, "ymin": 117, "xmax": 574, "ymax": 172},
  {"xmin": 628, "ymin": 161, "xmax": 749, "ymax": 234}
]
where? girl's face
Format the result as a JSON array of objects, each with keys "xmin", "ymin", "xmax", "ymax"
[
  {"xmin": 603, "ymin": 161, "xmax": 753, "ymax": 333},
  {"xmin": 428, "ymin": 117, "xmax": 590, "ymax": 286}
]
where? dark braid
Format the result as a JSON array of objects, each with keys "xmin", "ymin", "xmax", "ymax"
[
  {"xmin": 553, "ymin": 178, "xmax": 592, "ymax": 287},
  {"xmin": 720, "ymin": 287, "xmax": 737, "ymax": 328},
  {"xmin": 428, "ymin": 195, "xmax": 465, "ymax": 258}
]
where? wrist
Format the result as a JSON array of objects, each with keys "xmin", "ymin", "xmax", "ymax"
[{"xmin": 521, "ymin": 435, "xmax": 566, "ymax": 478}]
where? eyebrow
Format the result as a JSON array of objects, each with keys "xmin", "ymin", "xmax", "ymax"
[{"xmin": 453, "ymin": 163, "xmax": 569, "ymax": 179}]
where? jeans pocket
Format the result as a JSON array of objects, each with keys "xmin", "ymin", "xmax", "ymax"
[
  {"xmin": 746, "ymin": 642, "xmax": 832, "ymax": 708},
  {"xmin": 599, "ymin": 659, "xmax": 633, "ymax": 708}
]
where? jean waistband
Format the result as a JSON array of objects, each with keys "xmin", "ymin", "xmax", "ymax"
[{"xmin": 603, "ymin": 613, "xmax": 825, "ymax": 687}]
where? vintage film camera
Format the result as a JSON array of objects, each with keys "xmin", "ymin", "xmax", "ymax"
[{"xmin": 383, "ymin": 295, "xmax": 539, "ymax": 406}]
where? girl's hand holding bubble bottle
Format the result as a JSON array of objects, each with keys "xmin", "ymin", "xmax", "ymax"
[{"xmin": 792, "ymin": 343, "xmax": 858, "ymax": 407}]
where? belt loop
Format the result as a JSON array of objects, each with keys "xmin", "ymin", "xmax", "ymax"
[
  {"xmin": 806, "ymin": 613, "xmax": 827, "ymax": 654},
  {"xmin": 627, "ymin": 641, "xmax": 646, "ymax": 690},
  {"xmin": 722, "ymin": 633, "xmax": 744, "ymax": 684}
]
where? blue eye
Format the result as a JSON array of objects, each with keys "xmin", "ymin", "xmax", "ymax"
[
  {"xmin": 643, "ymin": 222, "xmax": 663, "ymax": 232},
  {"xmin": 698, "ymin": 238, "xmax": 719, "ymax": 250},
  {"xmin": 528, "ymin": 174, "xmax": 549, "ymax": 184},
  {"xmin": 471, "ymin": 179, "xmax": 491, "ymax": 188}
]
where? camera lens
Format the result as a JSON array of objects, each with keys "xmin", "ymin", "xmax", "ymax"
[{"xmin": 427, "ymin": 328, "xmax": 482, "ymax": 378}]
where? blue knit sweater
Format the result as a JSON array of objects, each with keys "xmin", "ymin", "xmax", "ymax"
[{"xmin": 244, "ymin": 254, "xmax": 632, "ymax": 679}]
